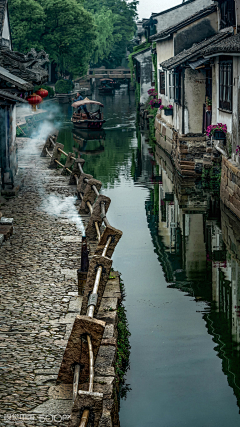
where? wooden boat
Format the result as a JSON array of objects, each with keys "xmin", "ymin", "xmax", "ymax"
[
  {"xmin": 71, "ymin": 98, "xmax": 105, "ymax": 130},
  {"xmin": 98, "ymin": 79, "xmax": 115, "ymax": 94}
]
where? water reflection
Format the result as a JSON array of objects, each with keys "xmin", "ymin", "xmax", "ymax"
[
  {"xmin": 53, "ymin": 88, "xmax": 240, "ymax": 424},
  {"xmin": 147, "ymin": 142, "xmax": 240, "ymax": 410}
]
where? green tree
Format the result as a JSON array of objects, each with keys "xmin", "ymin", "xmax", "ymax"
[
  {"xmin": 8, "ymin": 0, "xmax": 97, "ymax": 77},
  {"xmin": 8, "ymin": 0, "xmax": 45, "ymax": 52},
  {"xmin": 85, "ymin": 0, "xmax": 138, "ymax": 68}
]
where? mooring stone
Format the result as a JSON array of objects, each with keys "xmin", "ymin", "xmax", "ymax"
[
  {"xmin": 57, "ymin": 315, "xmax": 105, "ymax": 384},
  {"xmin": 49, "ymin": 142, "xmax": 64, "ymax": 168},
  {"xmin": 85, "ymin": 195, "xmax": 111, "ymax": 240},
  {"xmin": 61, "ymin": 152, "xmax": 75, "ymax": 175},
  {"xmin": 77, "ymin": 173, "xmax": 93, "ymax": 199},
  {"xmin": 80, "ymin": 255, "xmax": 113, "ymax": 316},
  {"xmin": 68, "ymin": 391, "xmax": 103, "ymax": 427},
  {"xmin": 95, "ymin": 225, "xmax": 123, "ymax": 258},
  {"xmin": 41, "ymin": 134, "xmax": 55, "ymax": 157},
  {"xmin": 69, "ymin": 158, "xmax": 85, "ymax": 184},
  {"xmin": 79, "ymin": 178, "xmax": 102, "ymax": 214},
  {"xmin": 0, "ymin": 224, "xmax": 13, "ymax": 240}
]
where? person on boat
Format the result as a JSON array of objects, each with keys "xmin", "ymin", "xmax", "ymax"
[{"xmin": 73, "ymin": 92, "xmax": 90, "ymax": 119}]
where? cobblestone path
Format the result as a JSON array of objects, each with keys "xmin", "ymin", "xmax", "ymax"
[{"xmin": 0, "ymin": 137, "xmax": 89, "ymax": 426}]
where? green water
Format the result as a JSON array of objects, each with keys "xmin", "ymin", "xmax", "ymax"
[{"xmin": 54, "ymin": 87, "xmax": 240, "ymax": 426}]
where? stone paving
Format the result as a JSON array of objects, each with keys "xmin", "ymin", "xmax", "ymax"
[{"xmin": 0, "ymin": 137, "xmax": 91, "ymax": 426}]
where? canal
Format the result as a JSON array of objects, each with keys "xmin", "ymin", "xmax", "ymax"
[{"xmin": 55, "ymin": 87, "xmax": 240, "ymax": 426}]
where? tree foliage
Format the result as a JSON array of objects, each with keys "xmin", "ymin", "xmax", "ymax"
[
  {"xmin": 8, "ymin": 0, "xmax": 138, "ymax": 76},
  {"xmin": 85, "ymin": 0, "xmax": 138, "ymax": 68},
  {"xmin": 8, "ymin": 0, "xmax": 96, "ymax": 77}
]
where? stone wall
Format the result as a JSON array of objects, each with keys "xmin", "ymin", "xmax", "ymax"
[
  {"xmin": 220, "ymin": 156, "xmax": 240, "ymax": 220},
  {"xmin": 154, "ymin": 113, "xmax": 221, "ymax": 178}
]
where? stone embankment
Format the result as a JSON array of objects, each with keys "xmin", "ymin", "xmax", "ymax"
[
  {"xmin": 220, "ymin": 156, "xmax": 240, "ymax": 221},
  {"xmin": 154, "ymin": 113, "xmax": 222, "ymax": 178},
  {"xmin": 0, "ymin": 133, "xmax": 125, "ymax": 426}
]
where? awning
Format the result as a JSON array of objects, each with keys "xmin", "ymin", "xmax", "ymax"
[
  {"xmin": 188, "ymin": 58, "xmax": 209, "ymax": 70},
  {"xmin": 72, "ymin": 97, "xmax": 104, "ymax": 108}
]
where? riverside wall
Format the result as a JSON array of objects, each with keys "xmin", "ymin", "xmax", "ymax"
[
  {"xmin": 220, "ymin": 156, "xmax": 240, "ymax": 221},
  {"xmin": 154, "ymin": 113, "xmax": 221, "ymax": 178}
]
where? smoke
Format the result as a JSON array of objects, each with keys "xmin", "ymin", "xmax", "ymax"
[
  {"xmin": 17, "ymin": 101, "xmax": 85, "ymax": 236},
  {"xmin": 41, "ymin": 195, "xmax": 85, "ymax": 236}
]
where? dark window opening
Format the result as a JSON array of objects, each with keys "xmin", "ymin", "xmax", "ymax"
[
  {"xmin": 174, "ymin": 71, "xmax": 181, "ymax": 104},
  {"xmin": 159, "ymin": 71, "xmax": 165, "ymax": 95},
  {"xmin": 219, "ymin": 57, "xmax": 232, "ymax": 111},
  {"xmin": 219, "ymin": 0, "xmax": 236, "ymax": 29}
]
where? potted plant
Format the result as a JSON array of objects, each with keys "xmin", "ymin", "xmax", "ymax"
[
  {"xmin": 149, "ymin": 98, "xmax": 162, "ymax": 109},
  {"xmin": 206, "ymin": 98, "xmax": 212, "ymax": 111},
  {"xmin": 160, "ymin": 104, "xmax": 173, "ymax": 116},
  {"xmin": 148, "ymin": 88, "xmax": 157, "ymax": 99},
  {"xmin": 206, "ymin": 123, "xmax": 227, "ymax": 140}
]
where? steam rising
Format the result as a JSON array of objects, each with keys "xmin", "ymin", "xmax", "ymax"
[
  {"xmin": 41, "ymin": 195, "xmax": 85, "ymax": 236},
  {"xmin": 18, "ymin": 102, "xmax": 85, "ymax": 236}
]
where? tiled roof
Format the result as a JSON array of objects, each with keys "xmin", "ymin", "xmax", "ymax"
[
  {"xmin": 150, "ymin": 4, "xmax": 217, "ymax": 41},
  {"xmin": 0, "ymin": 47, "xmax": 49, "ymax": 88},
  {"xmin": 0, "ymin": 89, "xmax": 27, "ymax": 102},
  {"xmin": 203, "ymin": 32, "xmax": 240, "ymax": 56},
  {"xmin": 160, "ymin": 30, "xmax": 232, "ymax": 70},
  {"xmin": 0, "ymin": 65, "xmax": 32, "ymax": 90}
]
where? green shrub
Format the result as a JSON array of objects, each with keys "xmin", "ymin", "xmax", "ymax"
[
  {"xmin": 34, "ymin": 84, "xmax": 55, "ymax": 98},
  {"xmin": 55, "ymin": 79, "xmax": 74, "ymax": 94}
]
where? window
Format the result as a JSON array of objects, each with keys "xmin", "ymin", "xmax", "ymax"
[
  {"xmin": 174, "ymin": 71, "xmax": 181, "ymax": 104},
  {"xmin": 219, "ymin": 58, "xmax": 232, "ymax": 111},
  {"xmin": 169, "ymin": 72, "xmax": 174, "ymax": 99},
  {"xmin": 219, "ymin": 0, "xmax": 236, "ymax": 29},
  {"xmin": 159, "ymin": 71, "xmax": 165, "ymax": 95}
]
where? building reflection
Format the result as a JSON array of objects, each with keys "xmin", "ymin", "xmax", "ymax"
[{"xmin": 141, "ymin": 139, "xmax": 240, "ymax": 410}]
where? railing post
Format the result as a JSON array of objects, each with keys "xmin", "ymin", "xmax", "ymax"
[
  {"xmin": 85, "ymin": 195, "xmax": 111, "ymax": 240},
  {"xmin": 79, "ymin": 179, "xmax": 102, "ymax": 214},
  {"xmin": 49, "ymin": 143, "xmax": 64, "ymax": 168},
  {"xmin": 61, "ymin": 152, "xmax": 75, "ymax": 175},
  {"xmin": 69, "ymin": 159, "xmax": 85, "ymax": 184}
]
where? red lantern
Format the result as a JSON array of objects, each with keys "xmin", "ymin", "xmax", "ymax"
[
  {"xmin": 27, "ymin": 93, "xmax": 42, "ymax": 111},
  {"xmin": 35, "ymin": 88, "xmax": 48, "ymax": 99}
]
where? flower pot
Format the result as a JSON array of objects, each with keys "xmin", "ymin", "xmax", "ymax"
[
  {"xmin": 164, "ymin": 109, "xmax": 173, "ymax": 116},
  {"xmin": 212, "ymin": 130, "xmax": 226, "ymax": 140},
  {"xmin": 154, "ymin": 102, "xmax": 161, "ymax": 108}
]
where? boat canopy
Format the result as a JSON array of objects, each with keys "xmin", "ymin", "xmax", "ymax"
[{"xmin": 72, "ymin": 97, "xmax": 104, "ymax": 108}]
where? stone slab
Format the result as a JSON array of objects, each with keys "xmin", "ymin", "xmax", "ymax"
[
  {"xmin": 0, "ymin": 217, "xmax": 14, "ymax": 225},
  {"xmin": 94, "ymin": 225, "xmax": 123, "ymax": 259},
  {"xmin": 85, "ymin": 195, "xmax": 111, "ymax": 240},
  {"xmin": 79, "ymin": 178, "xmax": 102, "ymax": 214},
  {"xmin": 69, "ymin": 391, "xmax": 103, "ymax": 427},
  {"xmin": 57, "ymin": 315, "xmax": 106, "ymax": 384},
  {"xmin": 80, "ymin": 255, "xmax": 113, "ymax": 316},
  {"xmin": 0, "ymin": 224, "xmax": 13, "ymax": 240}
]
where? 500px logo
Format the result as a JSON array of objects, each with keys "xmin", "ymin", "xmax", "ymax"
[{"xmin": 4, "ymin": 414, "xmax": 71, "ymax": 423}]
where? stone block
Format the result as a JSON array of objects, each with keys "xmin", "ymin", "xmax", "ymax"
[
  {"xmin": 77, "ymin": 173, "xmax": 93, "ymax": 198},
  {"xmin": 69, "ymin": 158, "xmax": 85, "ymax": 184},
  {"xmin": 0, "ymin": 224, "xmax": 13, "ymax": 240},
  {"xmin": 94, "ymin": 225, "xmax": 123, "ymax": 259},
  {"xmin": 80, "ymin": 255, "xmax": 113, "ymax": 316},
  {"xmin": 0, "ymin": 217, "xmax": 13, "ymax": 225},
  {"xmin": 0, "ymin": 234, "xmax": 4, "ymax": 245},
  {"xmin": 41, "ymin": 133, "xmax": 56, "ymax": 157},
  {"xmin": 57, "ymin": 315, "xmax": 106, "ymax": 384},
  {"xmin": 85, "ymin": 195, "xmax": 111, "ymax": 240},
  {"xmin": 61, "ymin": 152, "xmax": 75, "ymax": 175},
  {"xmin": 68, "ymin": 391, "xmax": 103, "ymax": 427},
  {"xmin": 79, "ymin": 178, "xmax": 102, "ymax": 214},
  {"xmin": 49, "ymin": 142, "xmax": 64, "ymax": 168}
]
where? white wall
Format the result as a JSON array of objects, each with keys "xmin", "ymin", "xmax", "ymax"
[
  {"xmin": 2, "ymin": 9, "xmax": 11, "ymax": 49},
  {"xmin": 184, "ymin": 68, "xmax": 206, "ymax": 133}
]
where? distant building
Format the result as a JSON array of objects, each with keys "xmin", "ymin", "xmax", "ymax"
[{"xmin": 0, "ymin": 0, "xmax": 49, "ymax": 194}]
